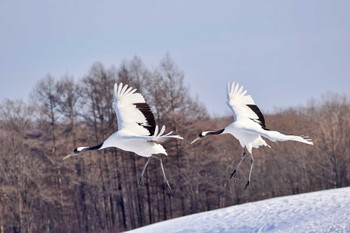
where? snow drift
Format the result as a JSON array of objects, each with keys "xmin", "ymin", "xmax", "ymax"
[{"xmin": 127, "ymin": 187, "xmax": 350, "ymax": 233}]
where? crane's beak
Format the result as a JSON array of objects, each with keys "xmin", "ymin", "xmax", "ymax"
[
  {"xmin": 191, "ymin": 137, "xmax": 201, "ymax": 144},
  {"xmin": 63, "ymin": 153, "xmax": 74, "ymax": 160}
]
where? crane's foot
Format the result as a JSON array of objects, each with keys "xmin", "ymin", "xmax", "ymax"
[
  {"xmin": 163, "ymin": 179, "xmax": 172, "ymax": 194},
  {"xmin": 137, "ymin": 176, "xmax": 144, "ymax": 186},
  {"xmin": 230, "ymin": 169, "xmax": 237, "ymax": 179},
  {"xmin": 244, "ymin": 180, "xmax": 250, "ymax": 189}
]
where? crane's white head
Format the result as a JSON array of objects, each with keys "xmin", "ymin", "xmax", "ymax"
[
  {"xmin": 63, "ymin": 147, "xmax": 88, "ymax": 160},
  {"xmin": 191, "ymin": 131, "xmax": 209, "ymax": 144}
]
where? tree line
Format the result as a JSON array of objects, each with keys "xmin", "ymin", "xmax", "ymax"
[{"xmin": 0, "ymin": 55, "xmax": 349, "ymax": 233}]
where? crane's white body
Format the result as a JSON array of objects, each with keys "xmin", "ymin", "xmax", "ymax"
[
  {"xmin": 76, "ymin": 134, "xmax": 167, "ymax": 157},
  {"xmin": 102, "ymin": 134, "xmax": 166, "ymax": 157},
  {"xmin": 222, "ymin": 123, "xmax": 270, "ymax": 154},
  {"xmin": 99, "ymin": 125, "xmax": 180, "ymax": 157},
  {"xmin": 223, "ymin": 118, "xmax": 313, "ymax": 154}
]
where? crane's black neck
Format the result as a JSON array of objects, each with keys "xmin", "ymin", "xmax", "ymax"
[
  {"xmin": 206, "ymin": 128, "xmax": 225, "ymax": 136},
  {"xmin": 88, "ymin": 143, "xmax": 104, "ymax": 151},
  {"xmin": 74, "ymin": 143, "xmax": 103, "ymax": 154}
]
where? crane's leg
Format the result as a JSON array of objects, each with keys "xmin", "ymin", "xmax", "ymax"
[
  {"xmin": 153, "ymin": 155, "xmax": 171, "ymax": 193},
  {"xmin": 138, "ymin": 158, "xmax": 151, "ymax": 185},
  {"xmin": 245, "ymin": 153, "xmax": 254, "ymax": 189},
  {"xmin": 230, "ymin": 148, "xmax": 247, "ymax": 179}
]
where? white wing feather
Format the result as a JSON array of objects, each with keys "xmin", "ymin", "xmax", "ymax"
[
  {"xmin": 245, "ymin": 126, "xmax": 314, "ymax": 145},
  {"xmin": 150, "ymin": 125, "xmax": 183, "ymax": 143},
  {"xmin": 226, "ymin": 82, "xmax": 260, "ymax": 122},
  {"xmin": 123, "ymin": 125, "xmax": 183, "ymax": 144},
  {"xmin": 113, "ymin": 83, "xmax": 154, "ymax": 136}
]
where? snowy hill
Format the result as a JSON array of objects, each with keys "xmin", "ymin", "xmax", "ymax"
[{"xmin": 127, "ymin": 187, "xmax": 350, "ymax": 233}]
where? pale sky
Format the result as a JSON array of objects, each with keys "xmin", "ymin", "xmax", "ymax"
[{"xmin": 1, "ymin": 0, "xmax": 349, "ymax": 116}]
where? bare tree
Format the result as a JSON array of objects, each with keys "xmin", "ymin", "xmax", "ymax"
[
  {"xmin": 56, "ymin": 75, "xmax": 81, "ymax": 147},
  {"xmin": 31, "ymin": 75, "xmax": 60, "ymax": 153},
  {"xmin": 0, "ymin": 99, "xmax": 37, "ymax": 233},
  {"xmin": 307, "ymin": 93, "xmax": 350, "ymax": 188}
]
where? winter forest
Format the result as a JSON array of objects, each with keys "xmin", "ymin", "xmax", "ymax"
[{"xmin": 1, "ymin": 55, "xmax": 349, "ymax": 233}]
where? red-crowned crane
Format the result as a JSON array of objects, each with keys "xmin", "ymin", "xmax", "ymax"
[
  {"xmin": 64, "ymin": 83, "xmax": 183, "ymax": 192},
  {"xmin": 191, "ymin": 82, "xmax": 313, "ymax": 189}
]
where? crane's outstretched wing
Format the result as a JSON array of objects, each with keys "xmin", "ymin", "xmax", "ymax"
[
  {"xmin": 113, "ymin": 83, "xmax": 156, "ymax": 136},
  {"xmin": 226, "ymin": 82, "xmax": 267, "ymax": 129}
]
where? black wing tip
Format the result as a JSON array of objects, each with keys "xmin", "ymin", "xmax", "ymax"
[
  {"xmin": 134, "ymin": 103, "xmax": 156, "ymax": 135},
  {"xmin": 247, "ymin": 104, "xmax": 267, "ymax": 129}
]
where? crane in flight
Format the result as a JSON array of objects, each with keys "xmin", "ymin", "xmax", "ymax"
[
  {"xmin": 191, "ymin": 82, "xmax": 313, "ymax": 189},
  {"xmin": 64, "ymin": 83, "xmax": 183, "ymax": 192}
]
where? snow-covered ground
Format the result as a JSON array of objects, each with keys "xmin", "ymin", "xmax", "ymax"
[{"xmin": 127, "ymin": 187, "xmax": 350, "ymax": 233}]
